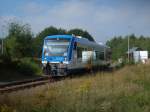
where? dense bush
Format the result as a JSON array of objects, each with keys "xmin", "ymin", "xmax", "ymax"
[
  {"xmin": 17, "ymin": 58, "xmax": 42, "ymax": 75},
  {"xmin": 0, "ymin": 54, "xmax": 11, "ymax": 63}
]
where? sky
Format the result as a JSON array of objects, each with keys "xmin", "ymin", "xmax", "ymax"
[{"xmin": 0, "ymin": 0, "xmax": 150, "ymax": 43}]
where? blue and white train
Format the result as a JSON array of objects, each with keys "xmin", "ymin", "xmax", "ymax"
[{"xmin": 41, "ymin": 35, "xmax": 111, "ymax": 76}]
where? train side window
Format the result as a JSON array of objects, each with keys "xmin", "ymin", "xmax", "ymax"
[
  {"xmin": 77, "ymin": 47, "xmax": 83, "ymax": 58},
  {"xmin": 99, "ymin": 52, "xmax": 104, "ymax": 60},
  {"xmin": 95, "ymin": 51, "xmax": 99, "ymax": 60},
  {"xmin": 95, "ymin": 51, "xmax": 104, "ymax": 60}
]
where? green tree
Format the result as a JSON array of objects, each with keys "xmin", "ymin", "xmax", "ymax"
[
  {"xmin": 106, "ymin": 34, "xmax": 150, "ymax": 60},
  {"xmin": 5, "ymin": 22, "xmax": 33, "ymax": 59},
  {"xmin": 67, "ymin": 28, "xmax": 95, "ymax": 41}
]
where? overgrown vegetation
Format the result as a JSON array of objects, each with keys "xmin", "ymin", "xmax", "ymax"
[
  {"xmin": 4, "ymin": 22, "xmax": 34, "ymax": 58},
  {"xmin": 0, "ymin": 58, "xmax": 42, "ymax": 82},
  {"xmin": 0, "ymin": 64, "xmax": 150, "ymax": 112},
  {"xmin": 17, "ymin": 58, "xmax": 42, "ymax": 76}
]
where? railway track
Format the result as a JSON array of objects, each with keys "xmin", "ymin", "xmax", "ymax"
[
  {"xmin": 0, "ymin": 76, "xmax": 56, "ymax": 94},
  {"xmin": 0, "ymin": 66, "xmax": 116, "ymax": 94}
]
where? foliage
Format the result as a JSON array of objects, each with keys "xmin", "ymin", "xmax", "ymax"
[
  {"xmin": 68, "ymin": 28, "xmax": 95, "ymax": 41},
  {"xmin": 0, "ymin": 105, "xmax": 14, "ymax": 112},
  {"xmin": 106, "ymin": 34, "xmax": 150, "ymax": 60},
  {"xmin": 4, "ymin": 22, "xmax": 33, "ymax": 59},
  {"xmin": 17, "ymin": 58, "xmax": 42, "ymax": 75}
]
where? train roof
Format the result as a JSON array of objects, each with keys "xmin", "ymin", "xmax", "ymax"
[
  {"xmin": 45, "ymin": 35, "xmax": 73, "ymax": 39},
  {"xmin": 44, "ymin": 35, "xmax": 108, "ymax": 51},
  {"xmin": 74, "ymin": 36, "xmax": 106, "ymax": 51}
]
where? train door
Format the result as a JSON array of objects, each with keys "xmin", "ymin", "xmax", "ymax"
[
  {"xmin": 67, "ymin": 42, "xmax": 78, "ymax": 70},
  {"xmin": 72, "ymin": 42, "xmax": 77, "ymax": 64},
  {"xmin": 73, "ymin": 49, "xmax": 77, "ymax": 65}
]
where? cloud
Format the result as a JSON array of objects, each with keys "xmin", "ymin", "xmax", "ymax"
[
  {"xmin": 21, "ymin": 2, "xmax": 47, "ymax": 15},
  {"xmin": 1, "ymin": 0, "xmax": 150, "ymax": 42}
]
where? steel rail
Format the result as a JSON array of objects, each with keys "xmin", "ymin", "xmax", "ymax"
[{"xmin": 0, "ymin": 76, "xmax": 55, "ymax": 94}]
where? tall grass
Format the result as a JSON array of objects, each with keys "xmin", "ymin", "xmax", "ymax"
[{"xmin": 0, "ymin": 64, "xmax": 150, "ymax": 112}]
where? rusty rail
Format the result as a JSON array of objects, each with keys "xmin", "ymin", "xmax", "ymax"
[{"xmin": 0, "ymin": 76, "xmax": 54, "ymax": 94}]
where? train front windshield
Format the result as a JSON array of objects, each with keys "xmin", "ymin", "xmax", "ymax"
[{"xmin": 44, "ymin": 38, "xmax": 70, "ymax": 57}]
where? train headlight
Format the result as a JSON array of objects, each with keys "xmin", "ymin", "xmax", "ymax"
[
  {"xmin": 63, "ymin": 61, "xmax": 69, "ymax": 64},
  {"xmin": 42, "ymin": 60, "xmax": 47, "ymax": 64},
  {"xmin": 63, "ymin": 57, "xmax": 69, "ymax": 64},
  {"xmin": 42, "ymin": 61, "xmax": 47, "ymax": 67}
]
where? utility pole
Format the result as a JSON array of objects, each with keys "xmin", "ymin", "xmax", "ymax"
[
  {"xmin": 104, "ymin": 46, "xmax": 106, "ymax": 60},
  {"xmin": 128, "ymin": 35, "xmax": 130, "ymax": 63},
  {"xmin": 1, "ymin": 39, "xmax": 3, "ymax": 54},
  {"xmin": 127, "ymin": 25, "xmax": 132, "ymax": 63},
  {"xmin": 1, "ymin": 26, "xmax": 4, "ymax": 55}
]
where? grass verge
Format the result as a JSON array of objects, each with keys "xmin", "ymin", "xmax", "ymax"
[{"xmin": 0, "ymin": 64, "xmax": 150, "ymax": 112}]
